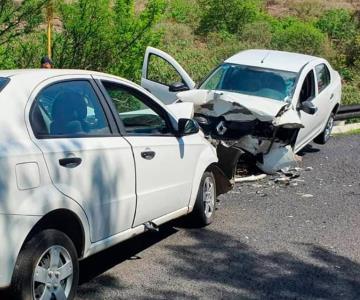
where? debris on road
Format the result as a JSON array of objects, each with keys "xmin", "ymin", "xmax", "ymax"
[
  {"xmin": 301, "ymin": 194, "xmax": 314, "ymax": 198},
  {"xmin": 234, "ymin": 174, "xmax": 267, "ymax": 183}
]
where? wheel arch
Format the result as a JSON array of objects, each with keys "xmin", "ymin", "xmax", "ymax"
[
  {"xmin": 206, "ymin": 163, "xmax": 233, "ymax": 196},
  {"xmin": 332, "ymin": 103, "xmax": 340, "ymax": 114},
  {"xmin": 22, "ymin": 209, "xmax": 86, "ymax": 258}
]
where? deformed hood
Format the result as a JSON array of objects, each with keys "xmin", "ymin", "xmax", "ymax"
[{"xmin": 177, "ymin": 89, "xmax": 288, "ymax": 122}]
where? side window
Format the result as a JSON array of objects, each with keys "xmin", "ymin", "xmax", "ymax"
[
  {"xmin": 102, "ymin": 81, "xmax": 172, "ymax": 135},
  {"xmin": 31, "ymin": 80, "xmax": 111, "ymax": 138},
  {"xmin": 315, "ymin": 64, "xmax": 331, "ymax": 93},
  {"xmin": 299, "ymin": 70, "xmax": 316, "ymax": 103},
  {"xmin": 147, "ymin": 54, "xmax": 183, "ymax": 86}
]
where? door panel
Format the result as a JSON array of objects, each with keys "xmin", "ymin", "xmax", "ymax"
[
  {"xmin": 141, "ymin": 47, "xmax": 195, "ymax": 104},
  {"xmin": 314, "ymin": 64, "xmax": 334, "ymax": 130},
  {"xmin": 28, "ymin": 78, "xmax": 136, "ymax": 242},
  {"xmin": 98, "ymin": 79, "xmax": 204, "ymax": 225},
  {"xmin": 36, "ymin": 138, "xmax": 136, "ymax": 242},
  {"xmin": 126, "ymin": 135, "xmax": 202, "ymax": 226},
  {"xmin": 295, "ymin": 69, "xmax": 318, "ymax": 148}
]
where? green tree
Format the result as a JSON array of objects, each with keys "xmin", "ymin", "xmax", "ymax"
[
  {"xmin": 52, "ymin": 0, "xmax": 165, "ymax": 81},
  {"xmin": 0, "ymin": 0, "xmax": 48, "ymax": 69}
]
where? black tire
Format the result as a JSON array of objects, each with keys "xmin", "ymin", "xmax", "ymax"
[
  {"xmin": 314, "ymin": 112, "xmax": 335, "ymax": 145},
  {"xmin": 191, "ymin": 171, "xmax": 217, "ymax": 226},
  {"xmin": 11, "ymin": 229, "xmax": 79, "ymax": 300}
]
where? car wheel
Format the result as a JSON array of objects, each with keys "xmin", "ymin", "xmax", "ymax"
[
  {"xmin": 314, "ymin": 112, "xmax": 335, "ymax": 145},
  {"xmin": 11, "ymin": 229, "xmax": 79, "ymax": 300},
  {"xmin": 191, "ymin": 171, "xmax": 217, "ymax": 226}
]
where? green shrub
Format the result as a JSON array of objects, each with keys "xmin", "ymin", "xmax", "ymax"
[
  {"xmin": 197, "ymin": 0, "xmax": 264, "ymax": 35},
  {"xmin": 241, "ymin": 21, "xmax": 273, "ymax": 48},
  {"xmin": 271, "ymin": 19, "xmax": 326, "ymax": 55},
  {"xmin": 316, "ymin": 9, "xmax": 356, "ymax": 42},
  {"xmin": 167, "ymin": 0, "xmax": 199, "ymax": 26},
  {"xmin": 342, "ymin": 84, "xmax": 360, "ymax": 106}
]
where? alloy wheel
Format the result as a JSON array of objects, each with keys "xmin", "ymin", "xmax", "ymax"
[
  {"xmin": 203, "ymin": 176, "xmax": 215, "ymax": 219},
  {"xmin": 32, "ymin": 245, "xmax": 73, "ymax": 300}
]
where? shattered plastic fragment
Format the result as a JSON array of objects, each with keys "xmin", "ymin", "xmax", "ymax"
[{"xmin": 234, "ymin": 174, "xmax": 267, "ymax": 183}]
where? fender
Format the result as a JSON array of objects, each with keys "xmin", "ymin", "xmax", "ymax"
[
  {"xmin": 187, "ymin": 145, "xmax": 218, "ymax": 212},
  {"xmin": 9, "ymin": 182, "xmax": 91, "ymax": 255}
]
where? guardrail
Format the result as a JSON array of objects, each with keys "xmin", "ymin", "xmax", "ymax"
[{"xmin": 335, "ymin": 105, "xmax": 360, "ymax": 121}]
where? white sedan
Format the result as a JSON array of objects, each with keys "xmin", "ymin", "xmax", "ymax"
[
  {"xmin": 141, "ymin": 48, "xmax": 342, "ymax": 173},
  {"xmin": 0, "ymin": 69, "xmax": 234, "ymax": 299}
]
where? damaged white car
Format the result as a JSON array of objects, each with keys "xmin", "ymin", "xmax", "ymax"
[{"xmin": 141, "ymin": 48, "xmax": 342, "ymax": 174}]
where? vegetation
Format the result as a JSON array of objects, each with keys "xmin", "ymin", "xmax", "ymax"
[{"xmin": 0, "ymin": 0, "xmax": 359, "ymax": 106}]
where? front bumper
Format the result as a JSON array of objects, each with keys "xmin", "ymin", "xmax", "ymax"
[{"xmin": 0, "ymin": 214, "xmax": 40, "ymax": 287}]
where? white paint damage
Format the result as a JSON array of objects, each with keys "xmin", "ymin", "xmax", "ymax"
[{"xmin": 175, "ymin": 89, "xmax": 304, "ymax": 174}]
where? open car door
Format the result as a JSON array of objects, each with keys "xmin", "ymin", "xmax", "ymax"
[{"xmin": 141, "ymin": 47, "xmax": 196, "ymax": 104}]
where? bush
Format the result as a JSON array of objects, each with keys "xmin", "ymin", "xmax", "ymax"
[
  {"xmin": 167, "ymin": 0, "xmax": 200, "ymax": 26},
  {"xmin": 197, "ymin": 0, "xmax": 263, "ymax": 35},
  {"xmin": 271, "ymin": 19, "xmax": 327, "ymax": 55},
  {"xmin": 342, "ymin": 84, "xmax": 360, "ymax": 106},
  {"xmin": 316, "ymin": 9, "xmax": 356, "ymax": 42},
  {"xmin": 241, "ymin": 21, "xmax": 273, "ymax": 48}
]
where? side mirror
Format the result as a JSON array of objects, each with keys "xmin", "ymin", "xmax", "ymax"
[
  {"xmin": 299, "ymin": 100, "xmax": 317, "ymax": 115},
  {"xmin": 177, "ymin": 118, "xmax": 200, "ymax": 136},
  {"xmin": 169, "ymin": 82, "xmax": 190, "ymax": 92}
]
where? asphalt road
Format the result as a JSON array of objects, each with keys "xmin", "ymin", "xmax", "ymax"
[{"xmin": 74, "ymin": 135, "xmax": 360, "ymax": 300}]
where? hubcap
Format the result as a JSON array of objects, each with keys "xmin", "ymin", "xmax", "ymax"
[
  {"xmin": 203, "ymin": 176, "xmax": 215, "ymax": 218},
  {"xmin": 32, "ymin": 246, "xmax": 73, "ymax": 300},
  {"xmin": 325, "ymin": 116, "xmax": 334, "ymax": 141}
]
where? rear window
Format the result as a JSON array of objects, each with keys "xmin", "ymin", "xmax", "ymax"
[{"xmin": 0, "ymin": 77, "xmax": 10, "ymax": 92}]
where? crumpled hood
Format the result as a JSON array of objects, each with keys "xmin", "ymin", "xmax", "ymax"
[{"xmin": 177, "ymin": 89, "xmax": 288, "ymax": 122}]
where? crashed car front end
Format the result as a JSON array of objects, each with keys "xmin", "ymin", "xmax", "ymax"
[{"xmin": 176, "ymin": 89, "xmax": 304, "ymax": 174}]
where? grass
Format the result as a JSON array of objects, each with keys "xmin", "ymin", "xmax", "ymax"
[{"xmin": 334, "ymin": 128, "xmax": 360, "ymax": 136}]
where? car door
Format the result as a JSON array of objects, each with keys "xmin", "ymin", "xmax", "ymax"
[
  {"xmin": 314, "ymin": 63, "xmax": 334, "ymax": 128},
  {"xmin": 295, "ymin": 69, "xmax": 319, "ymax": 149},
  {"xmin": 141, "ymin": 47, "xmax": 196, "ymax": 104},
  {"xmin": 27, "ymin": 76, "xmax": 137, "ymax": 242},
  {"xmin": 95, "ymin": 77, "xmax": 204, "ymax": 226}
]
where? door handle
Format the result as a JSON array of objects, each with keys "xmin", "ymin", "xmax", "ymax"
[
  {"xmin": 59, "ymin": 157, "xmax": 82, "ymax": 168},
  {"xmin": 330, "ymin": 93, "xmax": 334, "ymax": 100},
  {"xmin": 141, "ymin": 151, "xmax": 156, "ymax": 160}
]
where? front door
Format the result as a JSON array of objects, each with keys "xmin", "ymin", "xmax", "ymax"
[
  {"xmin": 27, "ymin": 77, "xmax": 137, "ymax": 242},
  {"xmin": 141, "ymin": 47, "xmax": 196, "ymax": 104},
  {"xmin": 295, "ymin": 69, "xmax": 318, "ymax": 149},
  {"xmin": 97, "ymin": 78, "xmax": 203, "ymax": 226}
]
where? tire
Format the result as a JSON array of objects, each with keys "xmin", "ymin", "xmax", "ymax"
[
  {"xmin": 314, "ymin": 112, "xmax": 335, "ymax": 145},
  {"xmin": 191, "ymin": 171, "xmax": 217, "ymax": 226},
  {"xmin": 11, "ymin": 229, "xmax": 79, "ymax": 300}
]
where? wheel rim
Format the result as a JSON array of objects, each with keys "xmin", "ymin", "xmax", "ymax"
[
  {"xmin": 203, "ymin": 176, "xmax": 215, "ymax": 219},
  {"xmin": 32, "ymin": 245, "xmax": 73, "ymax": 300},
  {"xmin": 325, "ymin": 115, "xmax": 334, "ymax": 141}
]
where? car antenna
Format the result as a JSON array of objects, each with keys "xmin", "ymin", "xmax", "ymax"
[{"xmin": 261, "ymin": 51, "xmax": 271, "ymax": 64}]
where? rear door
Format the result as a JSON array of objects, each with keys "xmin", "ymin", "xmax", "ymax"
[
  {"xmin": 314, "ymin": 63, "xmax": 334, "ymax": 128},
  {"xmin": 95, "ymin": 77, "xmax": 205, "ymax": 226},
  {"xmin": 26, "ymin": 76, "xmax": 137, "ymax": 242},
  {"xmin": 141, "ymin": 47, "xmax": 196, "ymax": 104}
]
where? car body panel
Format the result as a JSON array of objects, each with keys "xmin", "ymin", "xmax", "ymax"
[{"xmin": 141, "ymin": 47, "xmax": 195, "ymax": 104}]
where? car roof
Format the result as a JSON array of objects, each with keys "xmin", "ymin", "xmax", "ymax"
[
  {"xmin": 0, "ymin": 69, "xmax": 134, "ymax": 89},
  {"xmin": 225, "ymin": 49, "xmax": 320, "ymax": 73}
]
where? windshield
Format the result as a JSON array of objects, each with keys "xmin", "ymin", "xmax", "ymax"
[
  {"xmin": 200, "ymin": 63, "xmax": 297, "ymax": 102},
  {"xmin": 0, "ymin": 77, "xmax": 9, "ymax": 92}
]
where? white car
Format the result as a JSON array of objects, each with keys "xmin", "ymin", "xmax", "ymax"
[
  {"xmin": 0, "ymin": 69, "xmax": 234, "ymax": 299},
  {"xmin": 141, "ymin": 48, "xmax": 342, "ymax": 173}
]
